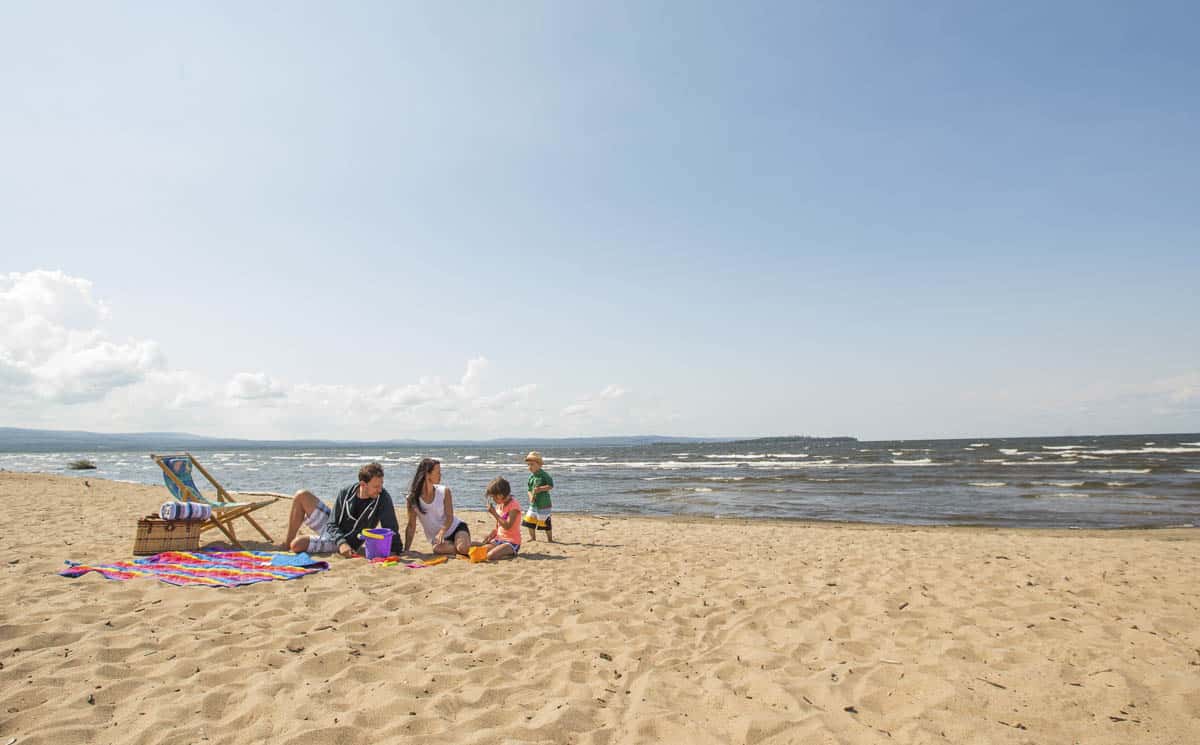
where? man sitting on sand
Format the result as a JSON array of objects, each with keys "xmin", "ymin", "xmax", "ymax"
[{"xmin": 280, "ymin": 462, "xmax": 401, "ymax": 558}]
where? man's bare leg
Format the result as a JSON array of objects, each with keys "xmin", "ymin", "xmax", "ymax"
[{"xmin": 281, "ymin": 490, "xmax": 321, "ymax": 550}]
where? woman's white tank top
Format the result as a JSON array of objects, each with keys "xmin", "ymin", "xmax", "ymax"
[{"xmin": 416, "ymin": 484, "xmax": 462, "ymax": 544}]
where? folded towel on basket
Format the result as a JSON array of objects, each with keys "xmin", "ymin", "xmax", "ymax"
[{"xmin": 159, "ymin": 502, "xmax": 213, "ymax": 521}]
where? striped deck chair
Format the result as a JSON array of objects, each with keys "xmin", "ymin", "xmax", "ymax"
[{"xmin": 151, "ymin": 453, "xmax": 288, "ymax": 549}]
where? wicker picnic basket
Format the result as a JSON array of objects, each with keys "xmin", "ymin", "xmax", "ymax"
[{"xmin": 132, "ymin": 515, "xmax": 201, "ymax": 555}]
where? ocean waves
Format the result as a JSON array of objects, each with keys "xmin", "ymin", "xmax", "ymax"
[{"xmin": 3, "ymin": 431, "xmax": 1197, "ymax": 529}]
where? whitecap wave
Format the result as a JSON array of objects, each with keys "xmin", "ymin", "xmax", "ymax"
[
  {"xmin": 1090, "ymin": 447, "xmax": 1200, "ymax": 455},
  {"xmin": 968, "ymin": 481, "xmax": 1006, "ymax": 488},
  {"xmin": 1001, "ymin": 460, "xmax": 1078, "ymax": 466}
]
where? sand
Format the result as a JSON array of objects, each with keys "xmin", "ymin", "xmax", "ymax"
[{"xmin": 1, "ymin": 471, "xmax": 1198, "ymax": 745}]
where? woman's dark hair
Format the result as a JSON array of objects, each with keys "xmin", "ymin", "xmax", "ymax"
[
  {"xmin": 358, "ymin": 462, "xmax": 384, "ymax": 484},
  {"xmin": 407, "ymin": 458, "xmax": 440, "ymax": 514},
  {"xmin": 486, "ymin": 476, "xmax": 511, "ymax": 498}
]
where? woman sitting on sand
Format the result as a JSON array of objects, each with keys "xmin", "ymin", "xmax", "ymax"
[{"xmin": 403, "ymin": 458, "xmax": 471, "ymax": 557}]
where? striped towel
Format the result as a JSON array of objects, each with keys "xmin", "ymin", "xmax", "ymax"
[{"xmin": 160, "ymin": 502, "xmax": 213, "ymax": 521}]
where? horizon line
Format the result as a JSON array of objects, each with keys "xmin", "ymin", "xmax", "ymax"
[{"xmin": 2, "ymin": 425, "xmax": 1198, "ymax": 446}]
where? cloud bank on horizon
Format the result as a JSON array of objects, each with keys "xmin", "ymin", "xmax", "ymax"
[
  {"xmin": 1, "ymin": 269, "xmax": 1197, "ymax": 441},
  {"xmin": 1, "ymin": 270, "xmax": 638, "ymax": 439}
]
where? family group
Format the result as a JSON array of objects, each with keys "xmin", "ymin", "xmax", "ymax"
[{"xmin": 279, "ymin": 451, "xmax": 555, "ymax": 563}]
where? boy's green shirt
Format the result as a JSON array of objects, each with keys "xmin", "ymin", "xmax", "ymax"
[{"xmin": 528, "ymin": 469, "xmax": 553, "ymax": 510}]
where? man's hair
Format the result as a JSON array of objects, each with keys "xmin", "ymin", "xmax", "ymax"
[
  {"xmin": 486, "ymin": 476, "xmax": 511, "ymax": 498},
  {"xmin": 358, "ymin": 462, "xmax": 384, "ymax": 484}
]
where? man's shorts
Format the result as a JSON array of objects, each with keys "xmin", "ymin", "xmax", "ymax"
[{"xmin": 303, "ymin": 499, "xmax": 338, "ymax": 553}]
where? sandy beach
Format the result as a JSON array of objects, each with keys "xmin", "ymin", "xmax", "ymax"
[{"xmin": 2, "ymin": 471, "xmax": 1198, "ymax": 745}]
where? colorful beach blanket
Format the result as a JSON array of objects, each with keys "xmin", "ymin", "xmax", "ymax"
[{"xmin": 60, "ymin": 551, "xmax": 330, "ymax": 587}]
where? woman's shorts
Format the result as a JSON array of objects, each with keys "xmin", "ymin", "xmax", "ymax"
[
  {"xmin": 435, "ymin": 521, "xmax": 470, "ymax": 545},
  {"xmin": 491, "ymin": 539, "xmax": 520, "ymax": 554}
]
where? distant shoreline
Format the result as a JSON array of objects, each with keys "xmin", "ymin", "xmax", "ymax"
[
  {"xmin": 4, "ymin": 424, "xmax": 1200, "ymax": 453},
  {"xmin": 0, "ymin": 426, "xmax": 857, "ymax": 453}
]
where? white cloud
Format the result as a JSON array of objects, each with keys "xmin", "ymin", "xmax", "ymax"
[
  {"xmin": 1073, "ymin": 371, "xmax": 1200, "ymax": 409},
  {"xmin": 0, "ymin": 270, "xmax": 164, "ymax": 403},
  {"xmin": 452, "ymin": 356, "xmax": 489, "ymax": 398},
  {"xmin": 1026, "ymin": 371, "xmax": 1200, "ymax": 433},
  {"xmin": 599, "ymin": 384, "xmax": 628, "ymax": 400},
  {"xmin": 561, "ymin": 384, "xmax": 631, "ymax": 418},
  {"xmin": 477, "ymin": 384, "xmax": 538, "ymax": 411},
  {"xmin": 1154, "ymin": 372, "xmax": 1200, "ymax": 404},
  {"xmin": 2, "ymin": 271, "xmax": 648, "ymax": 438},
  {"xmin": 0, "ymin": 269, "xmax": 109, "ymax": 329},
  {"xmin": 562, "ymin": 403, "xmax": 591, "ymax": 417},
  {"xmin": 227, "ymin": 372, "xmax": 287, "ymax": 401}
]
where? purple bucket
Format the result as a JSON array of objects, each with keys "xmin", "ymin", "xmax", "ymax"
[{"xmin": 359, "ymin": 528, "xmax": 395, "ymax": 559}]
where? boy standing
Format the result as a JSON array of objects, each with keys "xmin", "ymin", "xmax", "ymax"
[{"xmin": 521, "ymin": 451, "xmax": 554, "ymax": 542}]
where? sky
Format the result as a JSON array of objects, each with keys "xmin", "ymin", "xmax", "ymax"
[{"xmin": 2, "ymin": 1, "xmax": 1198, "ymax": 441}]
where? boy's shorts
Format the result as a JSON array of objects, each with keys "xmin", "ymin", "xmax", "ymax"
[{"xmin": 522, "ymin": 508, "xmax": 552, "ymax": 531}]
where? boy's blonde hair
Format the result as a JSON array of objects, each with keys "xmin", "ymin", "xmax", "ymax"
[{"xmin": 524, "ymin": 451, "xmax": 543, "ymax": 465}]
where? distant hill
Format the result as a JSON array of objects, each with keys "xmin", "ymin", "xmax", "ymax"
[{"xmin": 724, "ymin": 435, "xmax": 858, "ymax": 447}]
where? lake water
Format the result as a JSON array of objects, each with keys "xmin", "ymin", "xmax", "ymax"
[{"xmin": 3, "ymin": 433, "xmax": 1198, "ymax": 529}]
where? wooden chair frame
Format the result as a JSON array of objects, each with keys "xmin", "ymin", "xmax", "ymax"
[{"xmin": 152, "ymin": 452, "xmax": 287, "ymax": 548}]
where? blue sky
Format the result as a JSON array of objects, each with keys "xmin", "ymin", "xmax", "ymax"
[{"xmin": 2, "ymin": 2, "xmax": 1197, "ymax": 440}]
